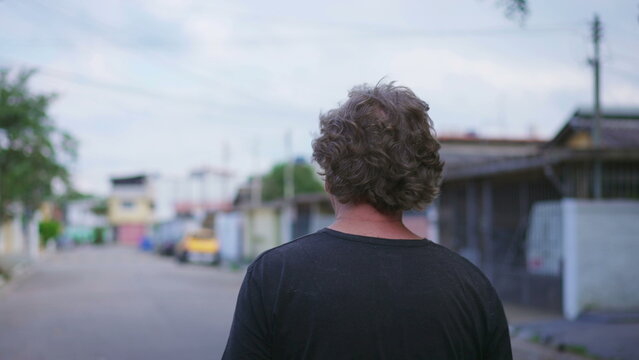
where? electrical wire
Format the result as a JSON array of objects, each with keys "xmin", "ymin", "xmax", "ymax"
[{"xmin": 21, "ymin": 0, "xmax": 270, "ymax": 105}]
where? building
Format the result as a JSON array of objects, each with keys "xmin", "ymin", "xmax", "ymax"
[
  {"xmin": 108, "ymin": 175, "xmax": 154, "ymax": 245},
  {"xmin": 437, "ymin": 107, "xmax": 639, "ymax": 317},
  {"xmin": 218, "ymin": 188, "xmax": 334, "ymax": 263},
  {"xmin": 0, "ymin": 203, "xmax": 39, "ymax": 259},
  {"xmin": 63, "ymin": 198, "xmax": 109, "ymax": 245}
]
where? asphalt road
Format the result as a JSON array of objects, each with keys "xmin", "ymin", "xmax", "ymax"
[{"xmin": 0, "ymin": 246, "xmax": 244, "ymax": 360}]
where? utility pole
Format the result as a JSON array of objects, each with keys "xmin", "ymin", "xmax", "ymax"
[
  {"xmin": 590, "ymin": 14, "xmax": 603, "ymax": 199},
  {"xmin": 190, "ymin": 168, "xmax": 208, "ymax": 220},
  {"xmin": 222, "ymin": 141, "xmax": 230, "ymax": 203},
  {"xmin": 284, "ymin": 130, "xmax": 295, "ymax": 201},
  {"xmin": 251, "ymin": 137, "xmax": 262, "ymax": 207},
  {"xmin": 281, "ymin": 130, "xmax": 295, "ymax": 243}
]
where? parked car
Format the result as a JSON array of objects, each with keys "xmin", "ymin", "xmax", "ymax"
[
  {"xmin": 175, "ymin": 229, "xmax": 221, "ymax": 265},
  {"xmin": 157, "ymin": 237, "xmax": 179, "ymax": 256}
]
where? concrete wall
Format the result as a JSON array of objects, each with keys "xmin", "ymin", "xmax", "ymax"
[
  {"xmin": 0, "ymin": 210, "xmax": 40, "ymax": 260},
  {"xmin": 1, "ymin": 206, "xmax": 33, "ymax": 256},
  {"xmin": 1, "ymin": 217, "xmax": 24, "ymax": 254},
  {"xmin": 216, "ymin": 212, "xmax": 243, "ymax": 262},
  {"xmin": 245, "ymin": 207, "xmax": 280, "ymax": 259},
  {"xmin": 563, "ymin": 199, "xmax": 639, "ymax": 319}
]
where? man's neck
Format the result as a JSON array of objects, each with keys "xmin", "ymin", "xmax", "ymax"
[{"xmin": 328, "ymin": 198, "xmax": 422, "ymax": 240}]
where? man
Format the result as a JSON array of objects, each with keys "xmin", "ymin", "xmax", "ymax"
[{"xmin": 223, "ymin": 82, "xmax": 512, "ymax": 359}]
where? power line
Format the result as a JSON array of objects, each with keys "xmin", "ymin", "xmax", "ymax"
[
  {"xmin": 0, "ymin": 20, "xmax": 584, "ymax": 50},
  {"xmin": 12, "ymin": 0, "xmax": 584, "ymax": 45},
  {"xmin": 0, "ymin": 57, "xmax": 306, "ymax": 119},
  {"xmin": 3, "ymin": 0, "xmax": 310, "ymax": 117},
  {"xmin": 21, "ymin": 0, "xmax": 269, "ymax": 105}
]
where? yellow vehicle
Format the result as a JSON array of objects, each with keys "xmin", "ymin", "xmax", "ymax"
[{"xmin": 175, "ymin": 229, "xmax": 221, "ymax": 265}]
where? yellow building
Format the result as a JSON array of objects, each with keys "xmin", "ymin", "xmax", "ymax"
[{"xmin": 108, "ymin": 175, "xmax": 154, "ymax": 245}]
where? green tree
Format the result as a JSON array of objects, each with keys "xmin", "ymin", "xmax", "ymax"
[
  {"xmin": 90, "ymin": 199, "xmax": 108, "ymax": 216},
  {"xmin": 0, "ymin": 69, "xmax": 78, "ymax": 223},
  {"xmin": 261, "ymin": 161, "xmax": 324, "ymax": 202},
  {"xmin": 38, "ymin": 220, "xmax": 61, "ymax": 246}
]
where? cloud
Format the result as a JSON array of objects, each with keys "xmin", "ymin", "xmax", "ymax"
[{"xmin": 3, "ymin": 0, "xmax": 639, "ymax": 195}]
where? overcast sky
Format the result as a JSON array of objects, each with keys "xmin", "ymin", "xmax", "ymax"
[{"xmin": 1, "ymin": 0, "xmax": 638, "ymax": 196}]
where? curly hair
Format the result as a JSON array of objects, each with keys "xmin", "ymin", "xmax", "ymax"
[{"xmin": 312, "ymin": 82, "xmax": 444, "ymax": 214}]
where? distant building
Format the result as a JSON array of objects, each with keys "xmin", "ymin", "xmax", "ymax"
[
  {"xmin": 64, "ymin": 198, "xmax": 109, "ymax": 245},
  {"xmin": 0, "ymin": 202, "xmax": 44, "ymax": 262},
  {"xmin": 108, "ymin": 175, "xmax": 154, "ymax": 245},
  {"xmin": 219, "ymin": 189, "xmax": 333, "ymax": 262},
  {"xmin": 439, "ymin": 134, "xmax": 543, "ymax": 169},
  {"xmin": 437, "ymin": 107, "xmax": 639, "ymax": 316}
]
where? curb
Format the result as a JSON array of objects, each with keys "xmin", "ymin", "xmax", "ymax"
[
  {"xmin": 0, "ymin": 255, "xmax": 39, "ymax": 296},
  {"xmin": 512, "ymin": 338, "xmax": 593, "ymax": 360}
]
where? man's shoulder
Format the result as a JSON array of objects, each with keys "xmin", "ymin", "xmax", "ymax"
[
  {"xmin": 248, "ymin": 230, "xmax": 327, "ymax": 272},
  {"xmin": 425, "ymin": 241, "xmax": 494, "ymax": 285}
]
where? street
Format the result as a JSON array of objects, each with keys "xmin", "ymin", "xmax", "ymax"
[
  {"xmin": 0, "ymin": 246, "xmax": 243, "ymax": 360},
  {"xmin": 2, "ymin": 246, "xmax": 632, "ymax": 360}
]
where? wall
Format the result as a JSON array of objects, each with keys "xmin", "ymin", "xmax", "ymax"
[
  {"xmin": 68, "ymin": 199, "xmax": 107, "ymax": 228},
  {"xmin": 116, "ymin": 224, "xmax": 147, "ymax": 245},
  {"xmin": 527, "ymin": 201, "xmax": 562, "ymax": 275},
  {"xmin": 245, "ymin": 207, "xmax": 280, "ymax": 259},
  {"xmin": 216, "ymin": 212, "xmax": 243, "ymax": 262},
  {"xmin": 563, "ymin": 199, "xmax": 639, "ymax": 319},
  {"xmin": 0, "ymin": 210, "xmax": 40, "ymax": 260},
  {"xmin": 1, "ymin": 217, "xmax": 23, "ymax": 254},
  {"xmin": 108, "ymin": 197, "xmax": 154, "ymax": 225},
  {"xmin": 65, "ymin": 199, "xmax": 109, "ymax": 244}
]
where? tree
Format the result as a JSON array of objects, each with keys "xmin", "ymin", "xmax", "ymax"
[
  {"xmin": 90, "ymin": 199, "xmax": 108, "ymax": 216},
  {"xmin": 0, "ymin": 69, "xmax": 78, "ymax": 223},
  {"xmin": 499, "ymin": 0, "xmax": 528, "ymax": 21},
  {"xmin": 261, "ymin": 161, "xmax": 324, "ymax": 202}
]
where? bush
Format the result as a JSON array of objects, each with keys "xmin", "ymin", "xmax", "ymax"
[
  {"xmin": 39, "ymin": 220, "xmax": 61, "ymax": 247},
  {"xmin": 93, "ymin": 227, "xmax": 105, "ymax": 245}
]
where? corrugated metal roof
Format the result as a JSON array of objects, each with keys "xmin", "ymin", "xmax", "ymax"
[
  {"xmin": 441, "ymin": 107, "xmax": 639, "ymax": 181},
  {"xmin": 572, "ymin": 107, "xmax": 639, "ymax": 119},
  {"xmin": 548, "ymin": 107, "xmax": 639, "ymax": 148}
]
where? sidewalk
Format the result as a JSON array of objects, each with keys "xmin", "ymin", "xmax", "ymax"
[
  {"xmin": 511, "ymin": 338, "xmax": 595, "ymax": 360},
  {"xmin": 0, "ymin": 254, "xmax": 33, "ymax": 287},
  {"xmin": 505, "ymin": 303, "xmax": 639, "ymax": 360}
]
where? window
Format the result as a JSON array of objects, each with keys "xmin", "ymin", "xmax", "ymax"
[{"xmin": 121, "ymin": 200, "xmax": 135, "ymax": 210}]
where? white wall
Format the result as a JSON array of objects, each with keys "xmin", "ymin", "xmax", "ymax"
[
  {"xmin": 563, "ymin": 199, "xmax": 639, "ymax": 319},
  {"xmin": 527, "ymin": 201, "xmax": 563, "ymax": 275},
  {"xmin": 216, "ymin": 212, "xmax": 243, "ymax": 262},
  {"xmin": 67, "ymin": 199, "xmax": 108, "ymax": 228},
  {"xmin": 0, "ymin": 205, "xmax": 41, "ymax": 260}
]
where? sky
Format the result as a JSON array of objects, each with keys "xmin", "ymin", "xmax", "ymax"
[{"xmin": 1, "ymin": 0, "xmax": 638, "ymax": 196}]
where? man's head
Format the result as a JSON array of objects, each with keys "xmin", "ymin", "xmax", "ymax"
[{"xmin": 312, "ymin": 82, "xmax": 444, "ymax": 215}]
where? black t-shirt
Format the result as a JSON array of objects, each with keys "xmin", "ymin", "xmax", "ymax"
[{"xmin": 223, "ymin": 228, "xmax": 512, "ymax": 360}]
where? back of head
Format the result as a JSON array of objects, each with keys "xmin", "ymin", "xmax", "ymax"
[{"xmin": 312, "ymin": 81, "xmax": 444, "ymax": 214}]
